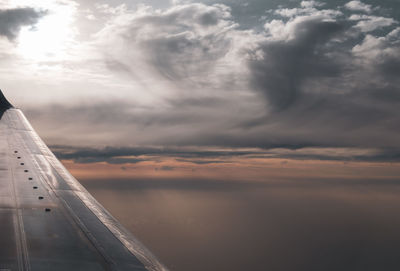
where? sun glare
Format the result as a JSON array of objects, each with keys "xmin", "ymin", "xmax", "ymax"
[{"xmin": 16, "ymin": 1, "xmax": 77, "ymax": 61}]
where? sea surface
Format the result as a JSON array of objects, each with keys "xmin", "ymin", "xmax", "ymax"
[{"xmin": 82, "ymin": 178, "xmax": 400, "ymax": 271}]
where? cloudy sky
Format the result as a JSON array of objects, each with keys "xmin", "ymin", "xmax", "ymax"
[
  {"xmin": 0, "ymin": 0, "xmax": 399, "ymax": 178},
  {"xmin": 2, "ymin": 1, "xmax": 400, "ymax": 270}
]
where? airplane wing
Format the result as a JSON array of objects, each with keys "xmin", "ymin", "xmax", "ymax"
[{"xmin": 0, "ymin": 90, "xmax": 168, "ymax": 271}]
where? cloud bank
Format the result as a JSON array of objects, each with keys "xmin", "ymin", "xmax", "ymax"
[
  {"xmin": 1, "ymin": 0, "xmax": 400, "ymax": 163},
  {"xmin": 51, "ymin": 145, "xmax": 400, "ymax": 165}
]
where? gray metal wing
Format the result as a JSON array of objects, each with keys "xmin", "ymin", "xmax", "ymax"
[{"xmin": 0, "ymin": 90, "xmax": 168, "ymax": 271}]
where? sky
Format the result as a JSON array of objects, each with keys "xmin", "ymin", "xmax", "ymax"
[
  {"xmin": 1, "ymin": 0, "xmax": 399, "ymax": 159},
  {"xmin": 1, "ymin": 1, "xmax": 400, "ymax": 270}
]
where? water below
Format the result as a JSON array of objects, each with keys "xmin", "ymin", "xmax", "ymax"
[{"xmin": 82, "ymin": 178, "xmax": 400, "ymax": 271}]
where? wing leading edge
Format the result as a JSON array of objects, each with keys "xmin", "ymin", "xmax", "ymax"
[{"xmin": 0, "ymin": 90, "xmax": 168, "ymax": 271}]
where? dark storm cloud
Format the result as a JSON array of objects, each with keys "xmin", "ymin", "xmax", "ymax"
[
  {"xmin": 248, "ymin": 19, "xmax": 346, "ymax": 110},
  {"xmin": 0, "ymin": 8, "xmax": 46, "ymax": 40}
]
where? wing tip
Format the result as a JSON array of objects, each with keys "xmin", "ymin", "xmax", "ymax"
[{"xmin": 0, "ymin": 89, "xmax": 14, "ymax": 111}]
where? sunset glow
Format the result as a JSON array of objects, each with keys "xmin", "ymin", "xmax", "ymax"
[{"xmin": 1, "ymin": 0, "xmax": 400, "ymax": 270}]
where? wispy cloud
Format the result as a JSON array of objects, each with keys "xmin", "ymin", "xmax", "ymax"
[
  {"xmin": 350, "ymin": 14, "xmax": 396, "ymax": 32},
  {"xmin": 344, "ymin": 0, "xmax": 373, "ymax": 13}
]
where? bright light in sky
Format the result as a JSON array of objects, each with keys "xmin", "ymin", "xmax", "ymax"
[
  {"xmin": 16, "ymin": 1, "xmax": 77, "ymax": 61},
  {"xmin": 0, "ymin": 0, "xmax": 399, "ymax": 152},
  {"xmin": 1, "ymin": 1, "xmax": 400, "ymax": 270}
]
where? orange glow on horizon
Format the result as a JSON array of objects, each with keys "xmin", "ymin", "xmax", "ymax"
[{"xmin": 61, "ymin": 157, "xmax": 400, "ymax": 182}]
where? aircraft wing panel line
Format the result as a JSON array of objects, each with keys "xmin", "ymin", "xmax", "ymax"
[
  {"xmin": 7, "ymin": 128, "xmax": 31, "ymax": 271},
  {"xmin": 0, "ymin": 99, "xmax": 168, "ymax": 271},
  {"xmin": 8, "ymin": 109, "xmax": 168, "ymax": 271}
]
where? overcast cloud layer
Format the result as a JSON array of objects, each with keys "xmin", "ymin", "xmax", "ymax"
[{"xmin": 1, "ymin": 0, "xmax": 399, "ymax": 162}]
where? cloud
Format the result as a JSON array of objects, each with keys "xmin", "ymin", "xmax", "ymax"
[
  {"xmin": 344, "ymin": 1, "xmax": 372, "ymax": 13},
  {"xmin": 352, "ymin": 30, "xmax": 400, "ymax": 82},
  {"xmin": 301, "ymin": 1, "xmax": 324, "ymax": 9},
  {"xmin": 274, "ymin": 4, "xmax": 341, "ymax": 19},
  {"xmin": 250, "ymin": 17, "xmax": 346, "ymax": 110},
  {"xmin": 95, "ymin": 3, "xmax": 243, "ymax": 86},
  {"xmin": 176, "ymin": 159, "xmax": 231, "ymax": 165},
  {"xmin": 93, "ymin": 0, "xmax": 398, "ymax": 117},
  {"xmin": 350, "ymin": 15, "xmax": 397, "ymax": 32},
  {"xmin": 51, "ymin": 145, "xmax": 258, "ymax": 162},
  {"xmin": 0, "ymin": 7, "xmax": 46, "ymax": 40},
  {"xmin": 5, "ymin": 0, "xmax": 397, "ymax": 159},
  {"xmin": 51, "ymin": 145, "xmax": 400, "ymax": 164}
]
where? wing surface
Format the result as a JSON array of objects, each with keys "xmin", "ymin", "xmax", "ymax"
[{"xmin": 0, "ymin": 91, "xmax": 168, "ymax": 271}]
